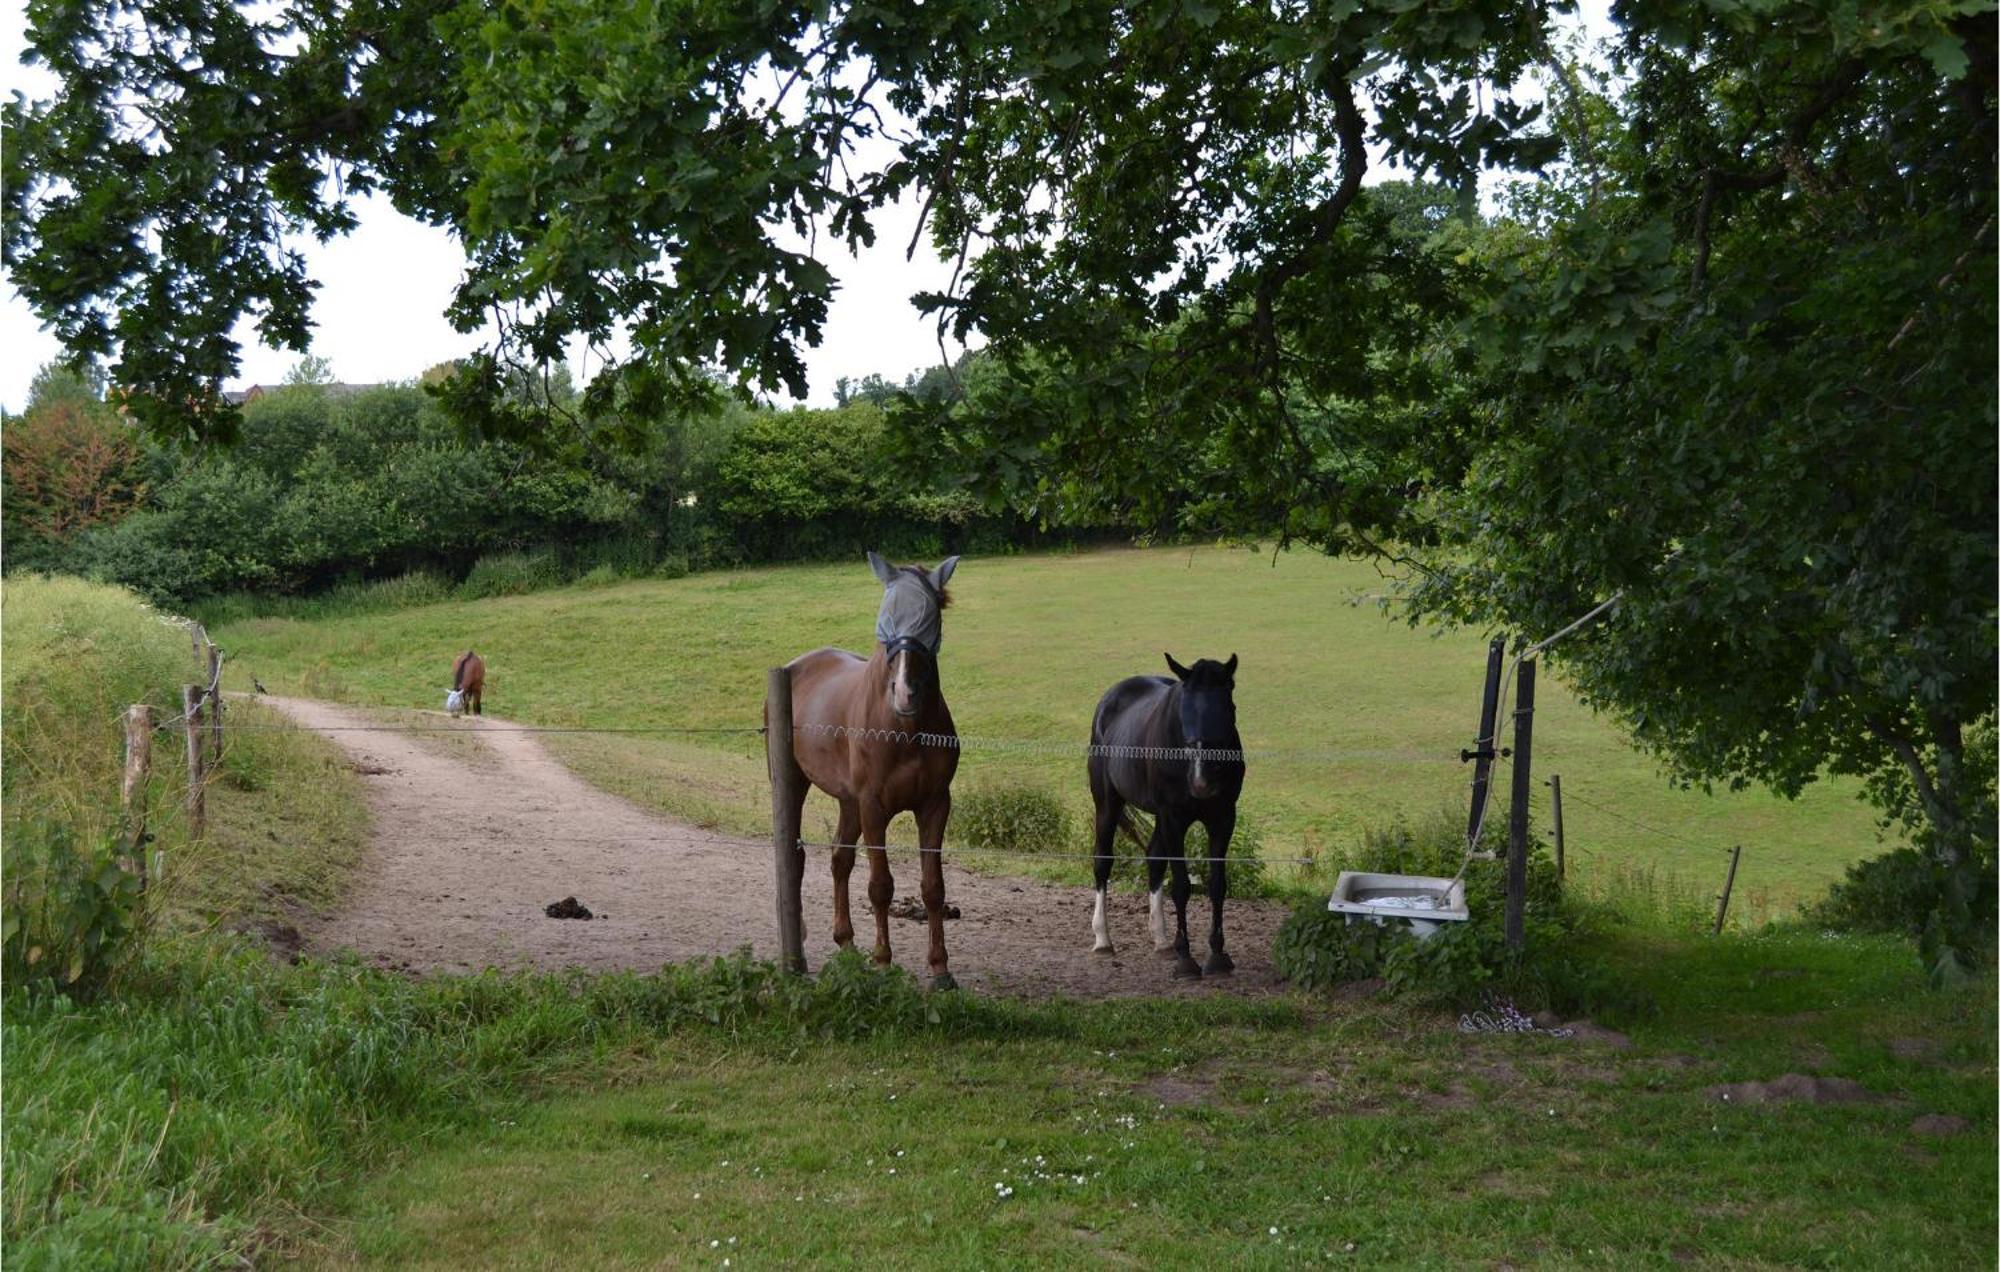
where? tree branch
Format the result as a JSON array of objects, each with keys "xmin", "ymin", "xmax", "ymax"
[{"xmin": 1865, "ymin": 714, "xmax": 1962, "ymax": 863}]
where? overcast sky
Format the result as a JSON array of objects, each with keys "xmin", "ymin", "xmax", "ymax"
[{"xmin": 2, "ymin": 2, "xmax": 1610, "ymax": 416}]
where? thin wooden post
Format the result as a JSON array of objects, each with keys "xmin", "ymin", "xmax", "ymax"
[
  {"xmin": 1713, "ymin": 845, "xmax": 1743, "ymax": 936},
  {"xmin": 1464, "ymin": 636, "xmax": 1506, "ymax": 847},
  {"xmin": 765, "ymin": 666, "xmax": 807, "ymax": 974},
  {"xmin": 1505, "ymin": 657, "xmax": 1536, "ymax": 951},
  {"xmin": 205, "ymin": 643, "xmax": 224, "ymax": 766},
  {"xmin": 1548, "ymin": 773, "xmax": 1565, "ymax": 881},
  {"xmin": 121, "ymin": 705, "xmax": 154, "ymax": 889},
  {"xmin": 189, "ymin": 622, "xmax": 207, "ymax": 660},
  {"xmin": 182, "ymin": 684, "xmax": 206, "ymax": 841}
]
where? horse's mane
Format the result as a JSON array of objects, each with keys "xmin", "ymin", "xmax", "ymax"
[{"xmin": 453, "ymin": 650, "xmax": 475, "ymax": 691}]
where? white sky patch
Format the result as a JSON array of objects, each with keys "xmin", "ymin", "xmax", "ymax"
[{"xmin": 1, "ymin": 0, "xmax": 1612, "ymax": 414}]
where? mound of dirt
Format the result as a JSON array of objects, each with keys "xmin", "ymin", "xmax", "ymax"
[
  {"xmin": 1704, "ymin": 1073, "xmax": 1885, "ymax": 1106},
  {"xmin": 1908, "ymin": 1114, "xmax": 1971, "ymax": 1138},
  {"xmin": 545, "ymin": 896, "xmax": 594, "ymax": 920}
]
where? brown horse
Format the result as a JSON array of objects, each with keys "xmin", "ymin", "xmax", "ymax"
[
  {"xmin": 780, "ymin": 551, "xmax": 961, "ymax": 989},
  {"xmin": 446, "ymin": 650, "xmax": 484, "ymax": 716}
]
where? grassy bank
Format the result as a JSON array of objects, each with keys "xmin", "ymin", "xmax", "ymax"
[
  {"xmin": 214, "ymin": 545, "xmax": 1890, "ymax": 911},
  {"xmin": 3, "ymin": 576, "xmax": 373, "ymax": 1263}
]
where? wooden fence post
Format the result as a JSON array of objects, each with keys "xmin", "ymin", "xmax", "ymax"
[
  {"xmin": 1548, "ymin": 773, "xmax": 1565, "ymax": 881},
  {"xmin": 1713, "ymin": 845, "xmax": 1743, "ymax": 936},
  {"xmin": 121, "ymin": 704, "xmax": 154, "ymax": 889},
  {"xmin": 1464, "ymin": 636, "xmax": 1506, "ymax": 848},
  {"xmin": 189, "ymin": 621, "xmax": 207, "ymax": 661},
  {"xmin": 1505, "ymin": 657, "xmax": 1536, "ymax": 951},
  {"xmin": 182, "ymin": 684, "xmax": 206, "ymax": 841},
  {"xmin": 766, "ymin": 666, "xmax": 807, "ymax": 974},
  {"xmin": 205, "ymin": 642, "xmax": 224, "ymax": 766}
]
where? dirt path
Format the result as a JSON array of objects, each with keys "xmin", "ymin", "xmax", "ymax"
[{"xmin": 261, "ymin": 697, "xmax": 1291, "ymax": 999}]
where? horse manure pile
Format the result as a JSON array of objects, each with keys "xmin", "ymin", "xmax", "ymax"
[
  {"xmin": 888, "ymin": 896, "xmax": 960, "ymax": 922},
  {"xmin": 544, "ymin": 896, "xmax": 594, "ymax": 921}
]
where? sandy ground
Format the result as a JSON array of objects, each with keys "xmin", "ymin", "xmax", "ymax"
[{"xmin": 261, "ymin": 696, "xmax": 1291, "ymax": 999}]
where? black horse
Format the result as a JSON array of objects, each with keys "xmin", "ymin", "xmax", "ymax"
[{"xmin": 1087, "ymin": 653, "xmax": 1245, "ymax": 978}]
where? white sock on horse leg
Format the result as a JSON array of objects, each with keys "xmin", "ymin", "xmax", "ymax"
[
  {"xmin": 1091, "ymin": 887, "xmax": 1113, "ymax": 952},
  {"xmin": 1150, "ymin": 887, "xmax": 1171, "ymax": 950}
]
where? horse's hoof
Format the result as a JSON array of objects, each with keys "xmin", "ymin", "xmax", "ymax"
[
  {"xmin": 1092, "ymin": 941, "xmax": 1115, "ymax": 955},
  {"xmin": 1204, "ymin": 951, "xmax": 1235, "ymax": 976},
  {"xmin": 1172, "ymin": 957, "xmax": 1204, "ymax": 980},
  {"xmin": 930, "ymin": 972, "xmax": 958, "ymax": 992}
]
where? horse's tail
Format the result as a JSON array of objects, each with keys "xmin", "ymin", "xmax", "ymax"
[{"xmin": 1115, "ymin": 807, "xmax": 1151, "ymax": 852}]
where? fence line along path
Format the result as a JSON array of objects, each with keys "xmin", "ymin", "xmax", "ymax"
[{"xmin": 253, "ymin": 696, "xmax": 1290, "ymax": 999}]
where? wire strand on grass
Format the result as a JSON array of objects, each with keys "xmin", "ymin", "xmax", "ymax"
[
  {"xmin": 1551, "ymin": 783, "xmax": 1732, "ymax": 855},
  {"xmin": 790, "ymin": 722, "xmax": 1443, "ymax": 765}
]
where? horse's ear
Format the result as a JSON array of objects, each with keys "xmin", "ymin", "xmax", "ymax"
[
  {"xmin": 866, "ymin": 550, "xmax": 896, "ymax": 584},
  {"xmin": 930, "ymin": 556, "xmax": 959, "ymax": 590},
  {"xmin": 1165, "ymin": 653, "xmax": 1191, "ymax": 681},
  {"xmin": 1224, "ymin": 653, "xmax": 1238, "ymax": 679}
]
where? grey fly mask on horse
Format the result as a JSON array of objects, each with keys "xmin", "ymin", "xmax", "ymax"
[{"xmin": 868, "ymin": 551, "xmax": 958, "ymax": 718}]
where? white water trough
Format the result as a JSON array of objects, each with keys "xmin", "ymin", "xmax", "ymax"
[{"xmin": 1328, "ymin": 871, "xmax": 1470, "ymax": 940}]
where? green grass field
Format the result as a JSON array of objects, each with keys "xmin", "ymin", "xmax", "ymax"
[
  {"xmin": 301, "ymin": 933, "xmax": 1995, "ymax": 1269},
  {"xmin": 9, "ymin": 571, "xmax": 1992, "ymax": 1268},
  {"xmin": 211, "ymin": 545, "xmax": 1892, "ymax": 912}
]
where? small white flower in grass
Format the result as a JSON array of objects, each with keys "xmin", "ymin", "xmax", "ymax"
[
  {"xmin": 693, "ymin": 1193, "xmax": 702, "ymax": 1200},
  {"xmin": 710, "ymin": 1240, "xmax": 720, "ymax": 1249},
  {"xmin": 896, "ymin": 1150, "xmax": 905, "ymax": 1157},
  {"xmin": 1270, "ymin": 1227, "xmax": 1279, "ymax": 1236},
  {"xmin": 889, "ymin": 1168, "xmax": 897, "ymax": 1175},
  {"xmin": 728, "ymin": 1238, "xmax": 736, "ymax": 1245}
]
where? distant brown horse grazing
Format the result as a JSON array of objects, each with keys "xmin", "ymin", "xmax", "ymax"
[
  {"xmin": 779, "ymin": 551, "xmax": 961, "ymax": 989},
  {"xmin": 446, "ymin": 650, "xmax": 484, "ymax": 716}
]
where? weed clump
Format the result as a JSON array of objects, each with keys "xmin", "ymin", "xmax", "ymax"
[{"xmin": 954, "ymin": 785, "xmax": 1072, "ymax": 857}]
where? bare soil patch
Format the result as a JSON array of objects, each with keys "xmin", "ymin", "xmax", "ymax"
[
  {"xmin": 261, "ymin": 696, "xmax": 1290, "ymax": 999},
  {"xmin": 1703, "ymin": 1073, "xmax": 1890, "ymax": 1106},
  {"xmin": 1907, "ymin": 1114, "xmax": 1972, "ymax": 1138}
]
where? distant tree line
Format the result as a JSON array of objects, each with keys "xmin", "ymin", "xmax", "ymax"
[{"xmin": 0, "ymin": 359, "xmax": 1085, "ymax": 607}]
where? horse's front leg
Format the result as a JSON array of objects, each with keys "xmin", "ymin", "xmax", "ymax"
[
  {"xmin": 916, "ymin": 793, "xmax": 955, "ymax": 991},
  {"xmin": 1203, "ymin": 807, "xmax": 1236, "ymax": 975},
  {"xmin": 1088, "ymin": 765, "xmax": 1123, "ymax": 954},
  {"xmin": 860, "ymin": 807, "xmax": 894, "ymax": 967},
  {"xmin": 831, "ymin": 800, "xmax": 861, "ymax": 949},
  {"xmin": 1164, "ymin": 815, "xmax": 1201, "ymax": 979}
]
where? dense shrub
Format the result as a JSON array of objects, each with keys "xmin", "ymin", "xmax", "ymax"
[
  {"xmin": 954, "ymin": 784, "xmax": 1073, "ymax": 856},
  {"xmin": 709, "ymin": 402, "xmax": 989, "ymax": 563},
  {"xmin": 1803, "ymin": 848, "xmax": 1998, "ymax": 962}
]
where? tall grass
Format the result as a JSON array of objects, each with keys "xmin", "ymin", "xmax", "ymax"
[
  {"xmin": 3, "ymin": 575, "xmax": 195, "ymax": 842},
  {"xmin": 3, "ymin": 577, "xmax": 204, "ymax": 991},
  {"xmin": 0, "ymin": 945, "xmax": 1095, "ymax": 1266}
]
